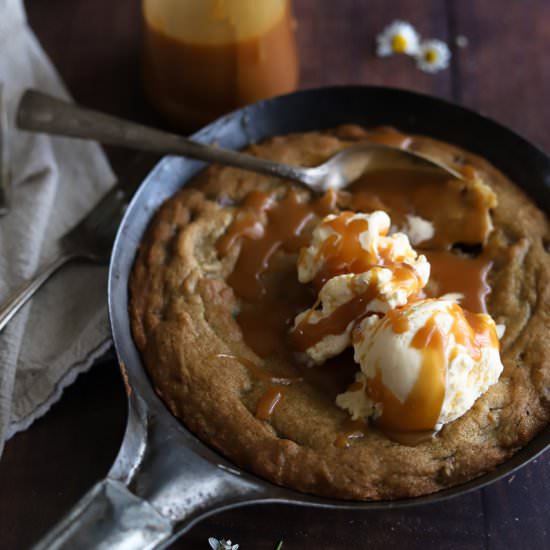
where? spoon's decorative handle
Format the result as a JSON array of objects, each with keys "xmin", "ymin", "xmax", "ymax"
[{"xmin": 17, "ymin": 90, "xmax": 315, "ymax": 185}]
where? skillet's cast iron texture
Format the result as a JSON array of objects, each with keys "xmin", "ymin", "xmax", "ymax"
[{"xmin": 35, "ymin": 87, "xmax": 550, "ymax": 550}]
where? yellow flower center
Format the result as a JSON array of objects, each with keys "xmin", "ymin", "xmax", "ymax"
[
  {"xmin": 424, "ymin": 49, "xmax": 439, "ymax": 64},
  {"xmin": 391, "ymin": 34, "xmax": 408, "ymax": 53}
]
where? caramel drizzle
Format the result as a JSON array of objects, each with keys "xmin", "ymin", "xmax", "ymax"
[
  {"xmin": 367, "ymin": 301, "xmax": 499, "ymax": 433},
  {"xmin": 333, "ymin": 418, "xmax": 368, "ymax": 448},
  {"xmin": 214, "ymin": 130, "xmax": 497, "ymax": 442},
  {"xmin": 215, "ymin": 353, "xmax": 300, "ymax": 421},
  {"xmin": 312, "ymin": 212, "xmax": 381, "ymax": 289},
  {"xmin": 291, "ymin": 264, "xmax": 420, "ymax": 352},
  {"xmin": 256, "ymin": 386, "xmax": 283, "ymax": 420},
  {"xmin": 349, "ymin": 167, "xmax": 495, "ymax": 248},
  {"xmin": 386, "ymin": 307, "xmax": 410, "ymax": 333},
  {"xmin": 310, "ymin": 211, "xmax": 413, "ymax": 290},
  {"xmin": 217, "ymin": 191, "xmax": 273, "ymax": 254},
  {"xmin": 365, "ymin": 127, "xmax": 412, "ymax": 148},
  {"xmin": 218, "ymin": 188, "xmax": 337, "ymax": 302},
  {"xmin": 424, "ymin": 250, "xmax": 492, "ymax": 313},
  {"xmin": 216, "ymin": 188, "xmax": 337, "ymax": 358}
]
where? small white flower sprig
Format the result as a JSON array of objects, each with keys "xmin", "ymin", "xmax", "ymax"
[
  {"xmin": 416, "ymin": 39, "xmax": 451, "ymax": 73},
  {"xmin": 208, "ymin": 537, "xmax": 284, "ymax": 549},
  {"xmin": 376, "ymin": 21, "xmax": 420, "ymax": 57},
  {"xmin": 209, "ymin": 538, "xmax": 239, "ymax": 550},
  {"xmin": 376, "ymin": 20, "xmax": 452, "ymax": 73}
]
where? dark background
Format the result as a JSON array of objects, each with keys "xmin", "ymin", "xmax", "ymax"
[{"xmin": 1, "ymin": 1, "xmax": 550, "ymax": 548}]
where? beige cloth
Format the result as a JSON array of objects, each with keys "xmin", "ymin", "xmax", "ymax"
[{"xmin": 0, "ymin": 0, "xmax": 115, "ymax": 453}]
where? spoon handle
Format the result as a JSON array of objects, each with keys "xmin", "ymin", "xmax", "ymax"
[{"xmin": 17, "ymin": 90, "xmax": 312, "ymax": 185}]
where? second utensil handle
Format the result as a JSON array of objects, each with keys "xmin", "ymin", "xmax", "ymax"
[
  {"xmin": 16, "ymin": 90, "xmax": 308, "ymax": 183},
  {"xmin": 0, "ymin": 82, "xmax": 10, "ymax": 215},
  {"xmin": 0, "ymin": 254, "xmax": 73, "ymax": 332}
]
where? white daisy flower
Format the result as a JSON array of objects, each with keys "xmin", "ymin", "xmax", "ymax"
[
  {"xmin": 376, "ymin": 21, "xmax": 420, "ymax": 57},
  {"xmin": 416, "ymin": 39, "xmax": 451, "ymax": 73}
]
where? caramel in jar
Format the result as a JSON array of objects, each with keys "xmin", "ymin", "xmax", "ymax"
[{"xmin": 142, "ymin": 0, "xmax": 299, "ymax": 129}]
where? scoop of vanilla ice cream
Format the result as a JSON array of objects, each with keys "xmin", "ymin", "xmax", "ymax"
[
  {"xmin": 337, "ymin": 299, "xmax": 503, "ymax": 431},
  {"xmin": 298, "ymin": 211, "xmax": 424, "ymax": 284},
  {"xmin": 335, "ymin": 372, "xmax": 376, "ymax": 420},
  {"xmin": 401, "ymin": 214, "xmax": 435, "ymax": 246}
]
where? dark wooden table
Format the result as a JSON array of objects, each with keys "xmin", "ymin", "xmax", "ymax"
[{"xmin": 1, "ymin": 1, "xmax": 550, "ymax": 548}]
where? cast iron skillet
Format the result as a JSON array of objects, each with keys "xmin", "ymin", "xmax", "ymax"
[{"xmin": 34, "ymin": 86, "xmax": 550, "ymax": 550}]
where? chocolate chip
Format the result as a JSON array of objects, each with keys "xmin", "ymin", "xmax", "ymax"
[
  {"xmin": 188, "ymin": 209, "xmax": 199, "ymax": 222},
  {"xmin": 451, "ymin": 242, "xmax": 483, "ymax": 257}
]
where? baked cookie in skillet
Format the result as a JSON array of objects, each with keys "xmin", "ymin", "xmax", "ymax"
[{"xmin": 129, "ymin": 125, "xmax": 550, "ymax": 500}]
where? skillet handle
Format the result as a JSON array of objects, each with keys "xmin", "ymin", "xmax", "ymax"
[
  {"xmin": 31, "ymin": 390, "xmax": 274, "ymax": 549},
  {"xmin": 32, "ymin": 478, "xmax": 173, "ymax": 550}
]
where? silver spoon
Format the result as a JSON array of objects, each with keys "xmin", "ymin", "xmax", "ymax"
[{"xmin": 17, "ymin": 90, "xmax": 463, "ymax": 192}]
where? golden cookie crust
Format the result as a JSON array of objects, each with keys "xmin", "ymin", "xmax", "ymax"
[{"xmin": 129, "ymin": 126, "xmax": 550, "ymax": 500}]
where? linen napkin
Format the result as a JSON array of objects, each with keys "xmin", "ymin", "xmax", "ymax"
[{"xmin": 0, "ymin": 0, "xmax": 116, "ymax": 454}]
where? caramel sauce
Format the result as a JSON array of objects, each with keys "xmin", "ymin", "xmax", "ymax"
[
  {"xmin": 215, "ymin": 353, "xmax": 297, "ymax": 423},
  {"xmin": 349, "ymin": 169, "xmax": 495, "ymax": 248},
  {"xmin": 219, "ymin": 189, "xmax": 337, "ymax": 302},
  {"xmin": 256, "ymin": 385, "xmax": 283, "ymax": 420},
  {"xmin": 291, "ymin": 274, "xmax": 381, "ymax": 352},
  {"xmin": 291, "ymin": 265, "xmax": 420, "ymax": 351},
  {"xmin": 333, "ymin": 418, "xmax": 368, "ymax": 448},
  {"xmin": 217, "ymin": 189, "xmax": 336, "ymax": 358},
  {"xmin": 464, "ymin": 309, "xmax": 499, "ymax": 349},
  {"xmin": 214, "ymin": 129, "xmax": 497, "ymax": 443},
  {"xmin": 425, "ymin": 250, "xmax": 492, "ymax": 313},
  {"xmin": 235, "ymin": 286, "xmax": 310, "ymax": 358},
  {"xmin": 366, "ymin": 127, "xmax": 412, "ymax": 148},
  {"xmin": 386, "ymin": 307, "xmax": 410, "ymax": 333},
  {"xmin": 460, "ymin": 164, "xmax": 477, "ymax": 180},
  {"xmin": 313, "ymin": 212, "xmax": 392, "ymax": 288},
  {"xmin": 369, "ymin": 356, "xmax": 445, "ymax": 433},
  {"xmin": 142, "ymin": 2, "xmax": 298, "ymax": 129},
  {"xmin": 217, "ymin": 191, "xmax": 273, "ymax": 255},
  {"xmin": 367, "ymin": 301, "xmax": 498, "ymax": 433}
]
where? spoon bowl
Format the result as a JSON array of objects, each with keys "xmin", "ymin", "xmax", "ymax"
[{"xmin": 304, "ymin": 141, "xmax": 464, "ymax": 192}]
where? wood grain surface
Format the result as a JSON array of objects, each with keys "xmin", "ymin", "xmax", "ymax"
[{"xmin": 1, "ymin": 0, "xmax": 549, "ymax": 548}]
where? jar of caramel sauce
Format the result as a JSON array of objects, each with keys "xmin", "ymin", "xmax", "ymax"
[{"xmin": 142, "ymin": 0, "xmax": 299, "ymax": 130}]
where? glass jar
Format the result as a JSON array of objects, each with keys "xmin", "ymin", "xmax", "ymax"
[{"xmin": 142, "ymin": 0, "xmax": 299, "ymax": 130}]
